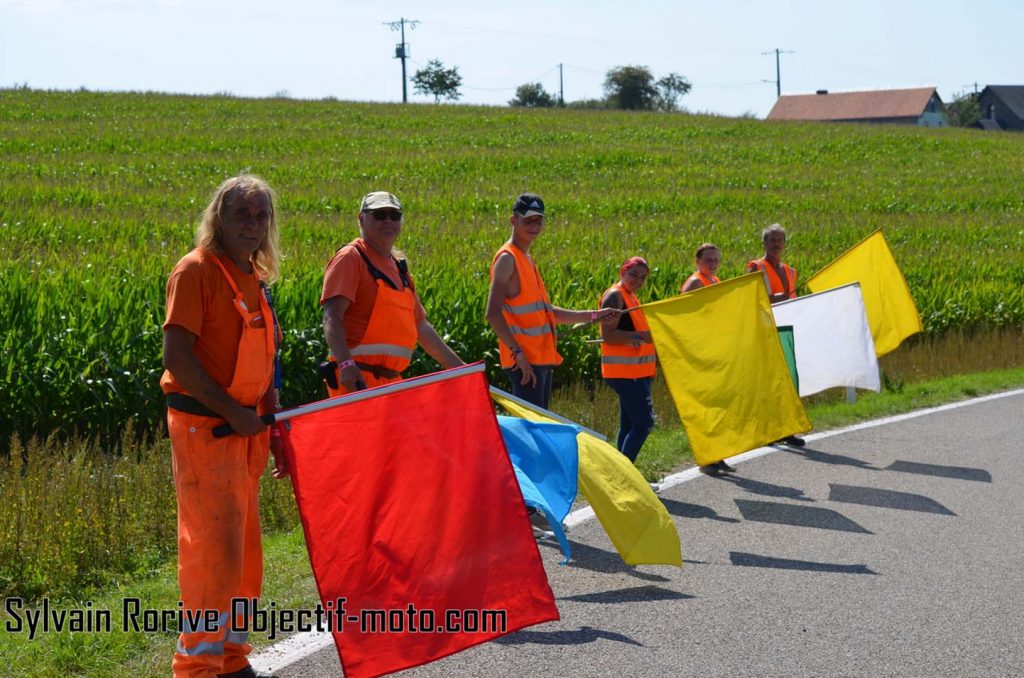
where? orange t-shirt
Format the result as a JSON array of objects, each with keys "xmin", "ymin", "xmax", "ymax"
[
  {"xmin": 320, "ymin": 238, "xmax": 426, "ymax": 347},
  {"xmin": 160, "ymin": 249, "xmax": 265, "ymax": 393}
]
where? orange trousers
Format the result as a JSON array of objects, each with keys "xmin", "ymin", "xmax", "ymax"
[{"xmin": 169, "ymin": 409, "xmax": 268, "ymax": 678}]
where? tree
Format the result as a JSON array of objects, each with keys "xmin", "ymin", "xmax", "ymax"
[
  {"xmin": 411, "ymin": 59, "xmax": 463, "ymax": 103},
  {"xmin": 603, "ymin": 65, "xmax": 659, "ymax": 110},
  {"xmin": 509, "ymin": 83, "xmax": 557, "ymax": 108},
  {"xmin": 946, "ymin": 90, "xmax": 981, "ymax": 128},
  {"xmin": 655, "ymin": 73, "xmax": 692, "ymax": 112}
]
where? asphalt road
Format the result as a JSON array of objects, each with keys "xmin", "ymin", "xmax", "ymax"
[{"xmin": 266, "ymin": 391, "xmax": 1024, "ymax": 677}]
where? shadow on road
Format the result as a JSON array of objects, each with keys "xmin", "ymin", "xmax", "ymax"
[
  {"xmin": 658, "ymin": 497, "xmax": 741, "ymax": 523},
  {"xmin": 559, "ymin": 585, "xmax": 694, "ymax": 605},
  {"xmin": 885, "ymin": 460, "xmax": 992, "ymax": 482},
  {"xmin": 729, "ymin": 551, "xmax": 878, "ymax": 575},
  {"xmin": 734, "ymin": 499, "xmax": 873, "ymax": 534},
  {"xmin": 495, "ymin": 625, "xmax": 644, "ymax": 647},
  {"xmin": 717, "ymin": 475, "xmax": 815, "ymax": 502},
  {"xmin": 537, "ymin": 540, "xmax": 672, "ymax": 582},
  {"xmin": 828, "ymin": 483, "xmax": 956, "ymax": 515},
  {"xmin": 787, "ymin": 445, "xmax": 878, "ymax": 470}
]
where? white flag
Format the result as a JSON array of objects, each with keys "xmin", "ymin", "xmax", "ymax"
[{"xmin": 771, "ymin": 283, "xmax": 881, "ymax": 397}]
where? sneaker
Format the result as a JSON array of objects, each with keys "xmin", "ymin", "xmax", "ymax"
[
  {"xmin": 719, "ymin": 460, "xmax": 738, "ymax": 473},
  {"xmin": 649, "ymin": 482, "xmax": 662, "ymax": 494},
  {"xmin": 699, "ymin": 463, "xmax": 723, "ymax": 476},
  {"xmin": 532, "ymin": 525, "xmax": 555, "ymax": 541},
  {"xmin": 783, "ymin": 435, "xmax": 806, "ymax": 447}
]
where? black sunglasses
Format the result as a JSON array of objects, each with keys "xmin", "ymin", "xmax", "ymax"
[{"xmin": 366, "ymin": 208, "xmax": 403, "ymax": 222}]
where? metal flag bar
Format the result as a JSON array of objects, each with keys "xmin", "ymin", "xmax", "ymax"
[
  {"xmin": 488, "ymin": 385, "xmax": 607, "ymax": 442},
  {"xmin": 213, "ymin": 363, "xmax": 486, "ymax": 438}
]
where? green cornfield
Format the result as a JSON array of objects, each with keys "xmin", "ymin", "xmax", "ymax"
[{"xmin": 2, "ymin": 88, "xmax": 1023, "ymax": 450}]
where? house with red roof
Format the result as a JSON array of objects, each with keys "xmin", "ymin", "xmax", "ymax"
[{"xmin": 767, "ymin": 87, "xmax": 948, "ymax": 127}]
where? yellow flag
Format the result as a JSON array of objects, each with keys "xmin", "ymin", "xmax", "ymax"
[
  {"xmin": 644, "ymin": 273, "xmax": 810, "ymax": 467},
  {"xmin": 491, "ymin": 389, "xmax": 682, "ymax": 567},
  {"xmin": 805, "ymin": 230, "xmax": 922, "ymax": 356},
  {"xmin": 576, "ymin": 433, "xmax": 682, "ymax": 567}
]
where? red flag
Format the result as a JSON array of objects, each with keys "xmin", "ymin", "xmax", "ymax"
[{"xmin": 280, "ymin": 365, "xmax": 558, "ymax": 677}]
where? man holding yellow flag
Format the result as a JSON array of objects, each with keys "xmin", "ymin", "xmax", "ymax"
[{"xmin": 747, "ymin": 223, "xmax": 805, "ymax": 447}]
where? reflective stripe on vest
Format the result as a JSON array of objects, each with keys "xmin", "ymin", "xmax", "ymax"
[
  {"xmin": 491, "ymin": 242, "xmax": 562, "ymax": 368},
  {"xmin": 749, "ymin": 258, "xmax": 797, "ymax": 299},
  {"xmin": 509, "ymin": 324, "xmax": 555, "ymax": 337},
  {"xmin": 503, "ymin": 299, "xmax": 554, "ymax": 315},
  {"xmin": 600, "ymin": 283, "xmax": 657, "ymax": 379},
  {"xmin": 350, "ymin": 343, "xmax": 415, "ymax": 359},
  {"xmin": 601, "ymin": 354, "xmax": 657, "ymax": 366}
]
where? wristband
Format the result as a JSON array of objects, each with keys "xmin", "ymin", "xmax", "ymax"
[
  {"xmin": 590, "ymin": 311, "xmax": 598, "ymax": 322},
  {"xmin": 510, "ymin": 347, "xmax": 523, "ymax": 360},
  {"xmin": 339, "ymin": 359, "xmax": 357, "ymax": 370}
]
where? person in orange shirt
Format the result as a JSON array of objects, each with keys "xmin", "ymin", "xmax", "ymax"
[
  {"xmin": 599, "ymin": 256, "xmax": 656, "ymax": 463},
  {"xmin": 161, "ymin": 174, "xmax": 286, "ymax": 678},
  {"xmin": 746, "ymin": 224, "xmax": 805, "ymax": 447},
  {"xmin": 680, "ymin": 243, "xmax": 722, "ymax": 293},
  {"xmin": 321, "ymin": 191, "xmax": 462, "ymax": 396},
  {"xmin": 486, "ymin": 193, "xmax": 618, "ymax": 408}
]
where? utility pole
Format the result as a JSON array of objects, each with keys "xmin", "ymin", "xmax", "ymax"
[
  {"xmin": 385, "ymin": 17, "xmax": 419, "ymax": 103},
  {"xmin": 761, "ymin": 48, "xmax": 794, "ymax": 98},
  {"xmin": 558, "ymin": 63, "xmax": 564, "ymax": 106}
]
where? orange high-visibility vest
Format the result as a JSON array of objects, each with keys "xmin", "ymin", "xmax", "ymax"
[
  {"xmin": 600, "ymin": 283, "xmax": 656, "ymax": 379},
  {"xmin": 748, "ymin": 257, "xmax": 797, "ymax": 299},
  {"xmin": 682, "ymin": 271, "xmax": 720, "ymax": 292},
  {"xmin": 491, "ymin": 242, "xmax": 562, "ymax": 368},
  {"xmin": 327, "ymin": 244, "xmax": 418, "ymax": 396}
]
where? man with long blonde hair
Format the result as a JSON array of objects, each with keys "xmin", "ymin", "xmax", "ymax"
[{"xmin": 161, "ymin": 174, "xmax": 286, "ymax": 678}]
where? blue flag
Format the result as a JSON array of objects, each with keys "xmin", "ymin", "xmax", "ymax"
[{"xmin": 497, "ymin": 416, "xmax": 580, "ymax": 562}]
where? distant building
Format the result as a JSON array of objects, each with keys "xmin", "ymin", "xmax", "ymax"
[
  {"xmin": 767, "ymin": 87, "xmax": 948, "ymax": 127},
  {"xmin": 975, "ymin": 86, "xmax": 1024, "ymax": 131}
]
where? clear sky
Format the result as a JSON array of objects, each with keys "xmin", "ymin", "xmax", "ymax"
[{"xmin": 2, "ymin": 0, "xmax": 1021, "ymax": 118}]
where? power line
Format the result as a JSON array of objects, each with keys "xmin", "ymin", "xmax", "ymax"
[
  {"xmin": 384, "ymin": 17, "xmax": 419, "ymax": 103},
  {"xmin": 761, "ymin": 48, "xmax": 794, "ymax": 98}
]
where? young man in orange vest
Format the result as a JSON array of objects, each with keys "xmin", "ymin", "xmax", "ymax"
[
  {"xmin": 486, "ymin": 193, "xmax": 617, "ymax": 408},
  {"xmin": 321, "ymin": 191, "xmax": 462, "ymax": 396},
  {"xmin": 746, "ymin": 223, "xmax": 805, "ymax": 447},
  {"xmin": 162, "ymin": 175, "xmax": 287, "ymax": 678}
]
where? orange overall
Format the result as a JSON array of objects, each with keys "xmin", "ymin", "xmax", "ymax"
[
  {"xmin": 326, "ymin": 245, "xmax": 418, "ymax": 397},
  {"xmin": 167, "ymin": 253, "xmax": 275, "ymax": 678},
  {"xmin": 490, "ymin": 242, "xmax": 562, "ymax": 368},
  {"xmin": 748, "ymin": 257, "xmax": 797, "ymax": 300},
  {"xmin": 600, "ymin": 283, "xmax": 657, "ymax": 379}
]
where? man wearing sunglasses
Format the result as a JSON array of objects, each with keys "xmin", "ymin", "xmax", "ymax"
[{"xmin": 321, "ymin": 191, "xmax": 463, "ymax": 395}]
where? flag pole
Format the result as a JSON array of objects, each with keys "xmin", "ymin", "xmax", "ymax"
[
  {"xmin": 489, "ymin": 386, "xmax": 608, "ymax": 441},
  {"xmin": 213, "ymin": 363, "xmax": 486, "ymax": 437}
]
